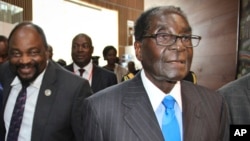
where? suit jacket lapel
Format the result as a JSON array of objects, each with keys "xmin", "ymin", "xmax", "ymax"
[
  {"xmin": 31, "ymin": 61, "xmax": 58, "ymax": 140},
  {"xmin": 181, "ymin": 81, "xmax": 205, "ymax": 141},
  {"xmin": 122, "ymin": 75, "xmax": 164, "ymax": 141},
  {"xmin": 91, "ymin": 65, "xmax": 100, "ymax": 91}
]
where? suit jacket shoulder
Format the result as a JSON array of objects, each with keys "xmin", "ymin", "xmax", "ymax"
[
  {"xmin": 64, "ymin": 63, "xmax": 117, "ymax": 93},
  {"xmin": 218, "ymin": 73, "xmax": 250, "ymax": 95},
  {"xmin": 64, "ymin": 63, "xmax": 74, "ymax": 72},
  {"xmin": 217, "ymin": 73, "xmax": 250, "ymax": 124},
  {"xmin": 83, "ymin": 74, "xmax": 229, "ymax": 141},
  {"xmin": 181, "ymin": 81, "xmax": 229, "ymax": 141},
  {"xmin": 91, "ymin": 65, "xmax": 117, "ymax": 93},
  {"xmin": 83, "ymin": 74, "xmax": 166, "ymax": 141},
  {"xmin": 33, "ymin": 61, "xmax": 93, "ymax": 141}
]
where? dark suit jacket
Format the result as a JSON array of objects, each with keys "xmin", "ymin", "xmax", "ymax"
[
  {"xmin": 0, "ymin": 83, "xmax": 2, "ymax": 141},
  {"xmin": 65, "ymin": 63, "xmax": 117, "ymax": 93},
  {"xmin": 0, "ymin": 83, "xmax": 2, "ymax": 108},
  {"xmin": 0, "ymin": 61, "xmax": 92, "ymax": 141},
  {"xmin": 82, "ymin": 72, "xmax": 229, "ymax": 141},
  {"xmin": 218, "ymin": 73, "xmax": 250, "ymax": 124}
]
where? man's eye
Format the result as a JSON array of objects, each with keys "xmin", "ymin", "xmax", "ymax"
[
  {"xmin": 11, "ymin": 51, "xmax": 21, "ymax": 57},
  {"xmin": 30, "ymin": 50, "xmax": 40, "ymax": 56},
  {"xmin": 73, "ymin": 44, "xmax": 78, "ymax": 48},
  {"xmin": 82, "ymin": 44, "xmax": 90, "ymax": 49},
  {"xmin": 182, "ymin": 36, "xmax": 192, "ymax": 42},
  {"xmin": 158, "ymin": 34, "xmax": 172, "ymax": 41}
]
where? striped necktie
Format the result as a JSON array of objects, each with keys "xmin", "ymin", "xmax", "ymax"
[{"xmin": 7, "ymin": 84, "xmax": 28, "ymax": 141}]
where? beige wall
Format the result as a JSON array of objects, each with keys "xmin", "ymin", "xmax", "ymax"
[
  {"xmin": 32, "ymin": 0, "xmax": 119, "ymax": 66},
  {"xmin": 1, "ymin": 0, "xmax": 239, "ymax": 90},
  {"xmin": 0, "ymin": 21, "xmax": 15, "ymax": 37},
  {"xmin": 144, "ymin": 0, "xmax": 238, "ymax": 90}
]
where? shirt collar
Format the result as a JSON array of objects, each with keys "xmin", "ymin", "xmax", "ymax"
[
  {"xmin": 141, "ymin": 69, "xmax": 182, "ymax": 112},
  {"xmin": 73, "ymin": 60, "xmax": 93, "ymax": 74}
]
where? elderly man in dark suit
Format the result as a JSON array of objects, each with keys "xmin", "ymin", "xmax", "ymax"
[
  {"xmin": 65, "ymin": 33, "xmax": 117, "ymax": 93},
  {"xmin": 0, "ymin": 22, "xmax": 92, "ymax": 141},
  {"xmin": 218, "ymin": 72, "xmax": 250, "ymax": 124},
  {"xmin": 82, "ymin": 6, "xmax": 229, "ymax": 141}
]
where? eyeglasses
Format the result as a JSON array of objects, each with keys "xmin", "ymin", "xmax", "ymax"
[{"xmin": 142, "ymin": 33, "xmax": 202, "ymax": 47}]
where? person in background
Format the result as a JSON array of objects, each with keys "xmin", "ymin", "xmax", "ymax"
[
  {"xmin": 91, "ymin": 56, "xmax": 100, "ymax": 66},
  {"xmin": 0, "ymin": 22, "xmax": 92, "ymax": 141},
  {"xmin": 65, "ymin": 33, "xmax": 117, "ymax": 93},
  {"xmin": 57, "ymin": 59, "xmax": 67, "ymax": 67},
  {"xmin": 218, "ymin": 72, "xmax": 250, "ymax": 124},
  {"xmin": 102, "ymin": 45, "xmax": 128, "ymax": 83},
  {"xmin": 0, "ymin": 35, "xmax": 8, "ymax": 64},
  {"xmin": 121, "ymin": 61, "xmax": 139, "ymax": 81},
  {"xmin": 0, "ymin": 35, "xmax": 8, "ymax": 140},
  {"xmin": 82, "ymin": 6, "xmax": 229, "ymax": 141},
  {"xmin": 47, "ymin": 44, "xmax": 53, "ymax": 60},
  {"xmin": 183, "ymin": 70, "xmax": 197, "ymax": 84}
]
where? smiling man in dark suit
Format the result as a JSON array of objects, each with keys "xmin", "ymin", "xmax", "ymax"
[
  {"xmin": 0, "ymin": 22, "xmax": 92, "ymax": 141},
  {"xmin": 82, "ymin": 6, "xmax": 229, "ymax": 141},
  {"xmin": 65, "ymin": 33, "xmax": 117, "ymax": 93}
]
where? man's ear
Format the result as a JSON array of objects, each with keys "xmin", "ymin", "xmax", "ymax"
[
  {"xmin": 134, "ymin": 41, "xmax": 142, "ymax": 61},
  {"xmin": 90, "ymin": 46, "xmax": 94, "ymax": 54},
  {"xmin": 45, "ymin": 49, "xmax": 49, "ymax": 59}
]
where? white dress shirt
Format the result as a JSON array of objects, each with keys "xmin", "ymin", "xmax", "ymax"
[
  {"xmin": 140, "ymin": 69, "xmax": 183, "ymax": 141},
  {"xmin": 73, "ymin": 61, "xmax": 93, "ymax": 85},
  {"xmin": 4, "ymin": 69, "xmax": 46, "ymax": 141}
]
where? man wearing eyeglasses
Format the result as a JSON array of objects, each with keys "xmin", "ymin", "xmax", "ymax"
[{"xmin": 82, "ymin": 6, "xmax": 229, "ymax": 141}]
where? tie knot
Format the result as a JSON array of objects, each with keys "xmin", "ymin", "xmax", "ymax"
[
  {"xmin": 162, "ymin": 95, "xmax": 175, "ymax": 109},
  {"xmin": 78, "ymin": 68, "xmax": 85, "ymax": 76},
  {"xmin": 21, "ymin": 82, "xmax": 29, "ymax": 89}
]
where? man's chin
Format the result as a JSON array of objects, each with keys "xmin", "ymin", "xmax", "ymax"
[{"xmin": 17, "ymin": 74, "xmax": 36, "ymax": 85}]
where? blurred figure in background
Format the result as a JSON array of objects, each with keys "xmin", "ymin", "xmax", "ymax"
[
  {"xmin": 102, "ymin": 45, "xmax": 128, "ymax": 83},
  {"xmin": 57, "ymin": 59, "xmax": 67, "ymax": 67},
  {"xmin": 91, "ymin": 56, "xmax": 100, "ymax": 66},
  {"xmin": 0, "ymin": 35, "xmax": 8, "ymax": 64},
  {"xmin": 183, "ymin": 71, "xmax": 197, "ymax": 84},
  {"xmin": 65, "ymin": 34, "xmax": 117, "ymax": 93},
  {"xmin": 47, "ymin": 44, "xmax": 53, "ymax": 60},
  {"xmin": 121, "ymin": 61, "xmax": 139, "ymax": 81},
  {"xmin": 0, "ymin": 35, "xmax": 8, "ymax": 140}
]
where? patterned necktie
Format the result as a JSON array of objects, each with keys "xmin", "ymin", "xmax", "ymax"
[
  {"xmin": 7, "ymin": 84, "xmax": 28, "ymax": 141},
  {"xmin": 79, "ymin": 68, "xmax": 85, "ymax": 77},
  {"xmin": 162, "ymin": 95, "xmax": 181, "ymax": 141}
]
